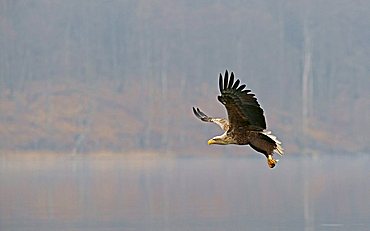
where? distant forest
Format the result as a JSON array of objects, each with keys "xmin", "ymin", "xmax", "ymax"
[{"xmin": 1, "ymin": 0, "xmax": 369, "ymax": 154}]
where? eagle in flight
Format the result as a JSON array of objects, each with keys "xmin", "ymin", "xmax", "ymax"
[{"xmin": 193, "ymin": 70, "xmax": 284, "ymax": 168}]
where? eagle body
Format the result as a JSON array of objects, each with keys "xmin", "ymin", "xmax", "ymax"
[
  {"xmin": 213, "ymin": 128, "xmax": 279, "ymax": 154},
  {"xmin": 193, "ymin": 70, "xmax": 283, "ymax": 168},
  {"xmin": 231, "ymin": 130, "xmax": 271, "ymax": 147}
]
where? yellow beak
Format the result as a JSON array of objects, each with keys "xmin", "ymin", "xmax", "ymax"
[{"xmin": 207, "ymin": 139, "xmax": 215, "ymax": 145}]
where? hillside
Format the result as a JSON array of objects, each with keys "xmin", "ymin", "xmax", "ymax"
[
  {"xmin": 1, "ymin": 76, "xmax": 369, "ymax": 155},
  {"xmin": 1, "ymin": 0, "xmax": 370, "ymax": 155}
]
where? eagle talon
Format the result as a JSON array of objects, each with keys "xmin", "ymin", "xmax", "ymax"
[{"xmin": 267, "ymin": 155, "xmax": 277, "ymax": 168}]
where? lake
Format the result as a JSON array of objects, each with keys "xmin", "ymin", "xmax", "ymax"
[{"xmin": 0, "ymin": 152, "xmax": 369, "ymax": 231}]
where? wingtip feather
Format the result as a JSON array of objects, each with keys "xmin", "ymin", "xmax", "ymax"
[
  {"xmin": 228, "ymin": 72, "xmax": 234, "ymax": 88},
  {"xmin": 236, "ymin": 84, "xmax": 246, "ymax": 91},
  {"xmin": 224, "ymin": 70, "xmax": 229, "ymax": 91},
  {"xmin": 232, "ymin": 79, "xmax": 240, "ymax": 89},
  {"xmin": 219, "ymin": 73, "xmax": 223, "ymax": 91},
  {"xmin": 192, "ymin": 107, "xmax": 200, "ymax": 118}
]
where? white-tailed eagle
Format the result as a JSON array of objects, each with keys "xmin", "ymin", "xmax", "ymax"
[{"xmin": 193, "ymin": 70, "xmax": 284, "ymax": 168}]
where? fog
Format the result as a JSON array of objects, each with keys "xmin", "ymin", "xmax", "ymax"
[
  {"xmin": 1, "ymin": 0, "xmax": 369, "ymax": 154},
  {"xmin": 1, "ymin": 1, "xmax": 369, "ymax": 230},
  {"xmin": 1, "ymin": 153, "xmax": 369, "ymax": 231}
]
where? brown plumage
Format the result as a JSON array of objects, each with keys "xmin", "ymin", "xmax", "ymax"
[{"xmin": 193, "ymin": 70, "xmax": 283, "ymax": 168}]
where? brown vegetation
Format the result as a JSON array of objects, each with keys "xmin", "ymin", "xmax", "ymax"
[{"xmin": 1, "ymin": 0, "xmax": 369, "ymax": 155}]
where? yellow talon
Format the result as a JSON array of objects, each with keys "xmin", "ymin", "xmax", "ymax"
[{"xmin": 267, "ymin": 155, "xmax": 277, "ymax": 168}]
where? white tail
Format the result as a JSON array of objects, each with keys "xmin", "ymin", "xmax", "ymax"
[{"xmin": 263, "ymin": 130, "xmax": 284, "ymax": 156}]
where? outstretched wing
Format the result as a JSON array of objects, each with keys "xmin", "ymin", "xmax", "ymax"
[
  {"xmin": 192, "ymin": 107, "xmax": 229, "ymax": 131},
  {"xmin": 217, "ymin": 70, "xmax": 266, "ymax": 131}
]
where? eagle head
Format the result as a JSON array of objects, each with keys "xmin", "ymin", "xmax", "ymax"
[{"xmin": 207, "ymin": 133, "xmax": 230, "ymax": 145}]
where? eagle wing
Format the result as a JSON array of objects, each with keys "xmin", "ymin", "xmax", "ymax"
[
  {"xmin": 217, "ymin": 70, "xmax": 266, "ymax": 131},
  {"xmin": 192, "ymin": 107, "xmax": 229, "ymax": 131}
]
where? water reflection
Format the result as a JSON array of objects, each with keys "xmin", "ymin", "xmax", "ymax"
[{"xmin": 1, "ymin": 153, "xmax": 369, "ymax": 231}]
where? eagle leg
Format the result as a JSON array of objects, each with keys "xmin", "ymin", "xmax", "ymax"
[{"xmin": 267, "ymin": 154, "xmax": 277, "ymax": 168}]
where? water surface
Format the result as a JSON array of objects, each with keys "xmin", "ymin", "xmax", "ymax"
[{"xmin": 1, "ymin": 153, "xmax": 369, "ymax": 231}]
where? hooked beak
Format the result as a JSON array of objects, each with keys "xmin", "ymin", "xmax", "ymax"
[{"xmin": 208, "ymin": 139, "xmax": 215, "ymax": 145}]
